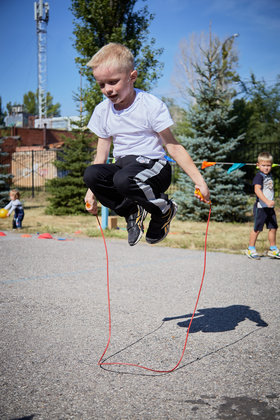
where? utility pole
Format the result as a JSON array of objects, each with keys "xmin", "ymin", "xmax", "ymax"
[{"xmin": 34, "ymin": 0, "xmax": 49, "ymax": 127}]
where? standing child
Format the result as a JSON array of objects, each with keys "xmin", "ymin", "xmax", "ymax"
[
  {"xmin": 246, "ymin": 152, "xmax": 279, "ymax": 259},
  {"xmin": 83, "ymin": 43, "xmax": 210, "ymax": 246},
  {"xmin": 5, "ymin": 189, "xmax": 25, "ymax": 230}
]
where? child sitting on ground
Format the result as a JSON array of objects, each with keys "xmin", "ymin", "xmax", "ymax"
[
  {"xmin": 5, "ymin": 189, "xmax": 25, "ymax": 230},
  {"xmin": 83, "ymin": 43, "xmax": 210, "ymax": 246},
  {"xmin": 246, "ymin": 151, "xmax": 279, "ymax": 259}
]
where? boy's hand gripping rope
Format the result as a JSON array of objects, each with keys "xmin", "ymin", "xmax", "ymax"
[
  {"xmin": 93, "ymin": 190, "xmax": 211, "ymax": 374},
  {"xmin": 194, "ymin": 188, "xmax": 211, "ymax": 204}
]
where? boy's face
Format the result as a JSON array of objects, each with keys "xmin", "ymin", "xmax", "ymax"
[
  {"xmin": 258, "ymin": 160, "xmax": 272, "ymax": 175},
  {"xmin": 93, "ymin": 65, "xmax": 137, "ymax": 110}
]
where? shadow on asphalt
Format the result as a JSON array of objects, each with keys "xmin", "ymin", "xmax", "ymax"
[
  {"xmin": 163, "ymin": 304, "xmax": 268, "ymax": 332},
  {"xmin": 98, "ymin": 305, "xmax": 268, "ymax": 376}
]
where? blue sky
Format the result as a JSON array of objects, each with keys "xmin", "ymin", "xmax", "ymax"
[{"xmin": 1, "ymin": 0, "xmax": 279, "ymax": 117}]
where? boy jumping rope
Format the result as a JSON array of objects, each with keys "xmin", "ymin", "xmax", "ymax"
[
  {"xmin": 84, "ymin": 43, "xmax": 210, "ymax": 246},
  {"xmin": 246, "ymin": 152, "xmax": 279, "ymax": 259}
]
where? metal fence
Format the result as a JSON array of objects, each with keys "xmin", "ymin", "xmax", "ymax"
[
  {"xmin": 1, "ymin": 149, "xmax": 58, "ymax": 197},
  {"xmin": 236, "ymin": 142, "xmax": 280, "ymax": 163}
]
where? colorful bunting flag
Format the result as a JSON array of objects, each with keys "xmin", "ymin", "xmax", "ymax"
[
  {"xmin": 227, "ymin": 163, "xmax": 245, "ymax": 174},
  {"xmin": 164, "ymin": 155, "xmax": 176, "ymax": 163},
  {"xmin": 201, "ymin": 161, "xmax": 216, "ymax": 169}
]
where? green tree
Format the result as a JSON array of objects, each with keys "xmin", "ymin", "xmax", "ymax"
[
  {"xmin": 45, "ymin": 92, "xmax": 61, "ymax": 117},
  {"xmin": 6, "ymin": 102, "xmax": 12, "ymax": 115},
  {"xmin": 23, "ymin": 91, "xmax": 37, "ymax": 115},
  {"xmin": 230, "ymin": 74, "xmax": 280, "ymax": 192},
  {"xmin": 23, "ymin": 90, "xmax": 61, "ymax": 117},
  {"xmin": 46, "ymin": 128, "xmax": 96, "ymax": 215},
  {"xmin": 0, "ymin": 97, "xmax": 7, "ymax": 126},
  {"xmin": 70, "ymin": 0, "xmax": 163, "ymax": 118},
  {"xmin": 0, "ymin": 137, "xmax": 12, "ymax": 207},
  {"xmin": 162, "ymin": 97, "xmax": 192, "ymax": 138},
  {"xmin": 173, "ymin": 35, "xmax": 248, "ymax": 222},
  {"xmin": 231, "ymin": 74, "xmax": 280, "ymax": 151},
  {"xmin": 246, "ymin": 74, "xmax": 280, "ymax": 144}
]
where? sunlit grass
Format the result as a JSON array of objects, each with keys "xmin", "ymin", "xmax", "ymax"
[{"xmin": 0, "ymin": 191, "xmax": 279, "ymax": 255}]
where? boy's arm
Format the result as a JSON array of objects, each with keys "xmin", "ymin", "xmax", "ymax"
[
  {"xmin": 159, "ymin": 128, "xmax": 210, "ymax": 202},
  {"xmin": 254, "ymin": 184, "xmax": 275, "ymax": 207},
  {"xmin": 93, "ymin": 137, "xmax": 112, "ymax": 164},
  {"xmin": 85, "ymin": 137, "xmax": 112, "ymax": 215}
]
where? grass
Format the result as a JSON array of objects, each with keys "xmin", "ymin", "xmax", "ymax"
[{"xmin": 1, "ymin": 191, "xmax": 279, "ymax": 255}]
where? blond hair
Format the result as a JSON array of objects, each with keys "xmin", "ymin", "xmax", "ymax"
[
  {"xmin": 10, "ymin": 189, "xmax": 20, "ymax": 200},
  {"xmin": 258, "ymin": 151, "xmax": 273, "ymax": 164},
  {"xmin": 87, "ymin": 43, "xmax": 135, "ymax": 72}
]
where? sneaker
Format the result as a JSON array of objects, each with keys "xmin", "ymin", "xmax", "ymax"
[
  {"xmin": 267, "ymin": 248, "xmax": 280, "ymax": 259},
  {"xmin": 146, "ymin": 200, "xmax": 177, "ymax": 245},
  {"xmin": 126, "ymin": 205, "xmax": 147, "ymax": 246},
  {"xmin": 245, "ymin": 249, "xmax": 260, "ymax": 260}
]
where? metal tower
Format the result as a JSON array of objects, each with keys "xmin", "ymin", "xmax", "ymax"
[{"xmin": 34, "ymin": 0, "xmax": 49, "ymax": 126}]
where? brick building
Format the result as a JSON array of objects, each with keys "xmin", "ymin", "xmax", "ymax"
[
  {"xmin": 0, "ymin": 126, "xmax": 96, "ymax": 171},
  {"xmin": 1, "ymin": 126, "xmax": 97, "ymax": 191}
]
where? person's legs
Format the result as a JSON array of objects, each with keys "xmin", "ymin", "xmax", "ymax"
[
  {"xmin": 266, "ymin": 209, "xmax": 278, "ymax": 248},
  {"xmin": 83, "ymin": 162, "xmax": 137, "ymax": 217},
  {"xmin": 113, "ymin": 155, "xmax": 176, "ymax": 244},
  {"xmin": 265, "ymin": 209, "xmax": 279, "ymax": 258},
  {"xmin": 248, "ymin": 229, "xmax": 260, "ymax": 248},
  {"xmin": 16, "ymin": 209, "xmax": 24, "ymax": 228},
  {"xmin": 246, "ymin": 229, "xmax": 261, "ymax": 259},
  {"xmin": 112, "ymin": 155, "xmax": 172, "ymax": 216},
  {"xmin": 268, "ymin": 228, "xmax": 277, "ymax": 247},
  {"xmin": 145, "ymin": 200, "xmax": 177, "ymax": 244},
  {"xmin": 84, "ymin": 156, "xmax": 175, "ymax": 245},
  {"xmin": 84, "ymin": 159, "xmax": 150, "ymax": 246},
  {"xmin": 267, "ymin": 227, "xmax": 280, "ymax": 258},
  {"xmin": 246, "ymin": 204, "xmax": 263, "ymax": 260}
]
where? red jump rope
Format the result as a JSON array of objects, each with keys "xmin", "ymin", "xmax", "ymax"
[{"xmin": 92, "ymin": 189, "xmax": 211, "ymax": 373}]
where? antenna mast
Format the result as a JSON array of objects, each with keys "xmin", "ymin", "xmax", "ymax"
[{"xmin": 34, "ymin": 0, "xmax": 49, "ymax": 127}]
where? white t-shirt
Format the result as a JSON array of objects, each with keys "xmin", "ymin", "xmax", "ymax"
[
  {"xmin": 5, "ymin": 199, "xmax": 23, "ymax": 216},
  {"xmin": 87, "ymin": 89, "xmax": 174, "ymax": 159},
  {"xmin": 253, "ymin": 172, "xmax": 274, "ymax": 208}
]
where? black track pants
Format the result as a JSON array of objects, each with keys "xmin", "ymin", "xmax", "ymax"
[{"xmin": 83, "ymin": 155, "xmax": 172, "ymax": 218}]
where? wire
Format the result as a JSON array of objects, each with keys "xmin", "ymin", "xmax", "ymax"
[{"xmin": 96, "ymin": 204, "xmax": 211, "ymax": 373}]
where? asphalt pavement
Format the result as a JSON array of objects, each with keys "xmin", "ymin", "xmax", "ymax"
[{"xmin": 0, "ymin": 231, "xmax": 279, "ymax": 419}]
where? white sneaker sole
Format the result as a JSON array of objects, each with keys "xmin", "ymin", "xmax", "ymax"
[{"xmin": 245, "ymin": 250, "xmax": 260, "ymax": 260}]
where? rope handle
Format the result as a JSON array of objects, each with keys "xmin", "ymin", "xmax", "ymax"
[{"xmin": 194, "ymin": 188, "xmax": 211, "ymax": 205}]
